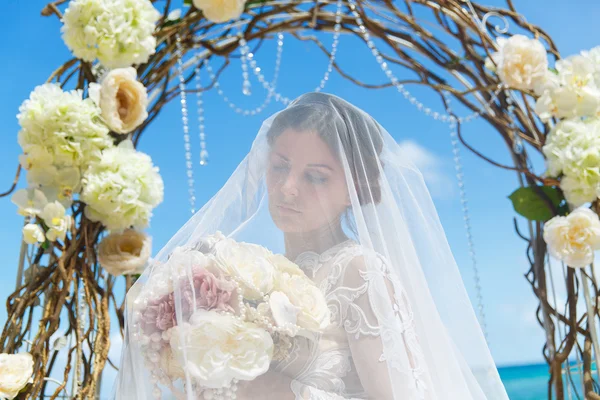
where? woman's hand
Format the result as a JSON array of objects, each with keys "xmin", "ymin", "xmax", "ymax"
[{"xmin": 236, "ymin": 370, "xmax": 296, "ymax": 400}]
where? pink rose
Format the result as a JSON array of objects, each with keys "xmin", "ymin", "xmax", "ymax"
[{"xmin": 140, "ymin": 266, "xmax": 235, "ymax": 334}]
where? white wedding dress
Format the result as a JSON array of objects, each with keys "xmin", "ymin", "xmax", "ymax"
[
  {"xmin": 277, "ymin": 240, "xmax": 430, "ymax": 399},
  {"xmin": 114, "ymin": 92, "xmax": 509, "ymax": 400}
]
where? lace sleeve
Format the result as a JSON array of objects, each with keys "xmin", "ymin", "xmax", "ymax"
[{"xmin": 333, "ymin": 253, "xmax": 432, "ymax": 400}]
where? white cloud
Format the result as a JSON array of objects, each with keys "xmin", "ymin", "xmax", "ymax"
[{"xmin": 397, "ymin": 140, "xmax": 454, "ymax": 199}]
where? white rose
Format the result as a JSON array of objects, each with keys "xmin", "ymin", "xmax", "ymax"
[
  {"xmin": 269, "ymin": 291, "xmax": 300, "ymax": 331},
  {"xmin": 169, "ymin": 310, "xmax": 273, "ymax": 388},
  {"xmin": 193, "ymin": 0, "xmax": 246, "ymax": 23},
  {"xmin": 214, "ymin": 238, "xmax": 275, "ymax": 300},
  {"xmin": 90, "ymin": 68, "xmax": 148, "ymax": 134},
  {"xmin": 543, "ymin": 207, "xmax": 600, "ymax": 268},
  {"xmin": 98, "ymin": 229, "xmax": 152, "ymax": 276},
  {"xmin": 487, "ymin": 35, "xmax": 548, "ymax": 90},
  {"xmin": 23, "ymin": 224, "xmax": 45, "ymax": 245},
  {"xmin": 11, "ymin": 188, "xmax": 48, "ymax": 217},
  {"xmin": 0, "ymin": 353, "xmax": 33, "ymax": 399},
  {"xmin": 39, "ymin": 201, "xmax": 71, "ymax": 242},
  {"xmin": 275, "ymin": 273, "xmax": 330, "ymax": 332}
]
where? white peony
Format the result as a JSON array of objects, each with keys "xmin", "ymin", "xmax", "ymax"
[
  {"xmin": 271, "ymin": 253, "xmax": 306, "ymax": 277},
  {"xmin": 193, "ymin": 0, "xmax": 246, "ymax": 23},
  {"xmin": 214, "ymin": 238, "xmax": 276, "ymax": 300},
  {"xmin": 81, "ymin": 140, "xmax": 164, "ymax": 231},
  {"xmin": 269, "ymin": 291, "xmax": 300, "ymax": 330},
  {"xmin": 98, "ymin": 229, "xmax": 152, "ymax": 276},
  {"xmin": 61, "ymin": 0, "xmax": 161, "ymax": 68},
  {"xmin": 17, "ymin": 83, "xmax": 112, "ymax": 190},
  {"xmin": 11, "ymin": 188, "xmax": 48, "ymax": 217},
  {"xmin": 543, "ymin": 207, "xmax": 600, "ymax": 268},
  {"xmin": 275, "ymin": 272, "xmax": 330, "ymax": 332},
  {"xmin": 543, "ymin": 118, "xmax": 600, "ymax": 206},
  {"xmin": 22, "ymin": 224, "xmax": 45, "ymax": 245},
  {"xmin": 89, "ymin": 67, "xmax": 148, "ymax": 134},
  {"xmin": 0, "ymin": 353, "xmax": 33, "ymax": 399},
  {"xmin": 486, "ymin": 35, "xmax": 549, "ymax": 91},
  {"xmin": 169, "ymin": 310, "xmax": 273, "ymax": 388},
  {"xmin": 39, "ymin": 201, "xmax": 72, "ymax": 242},
  {"xmin": 535, "ymin": 52, "xmax": 600, "ymax": 121}
]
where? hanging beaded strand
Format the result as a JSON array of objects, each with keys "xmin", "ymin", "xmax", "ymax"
[
  {"xmin": 195, "ymin": 60, "xmax": 209, "ymax": 166},
  {"xmin": 176, "ymin": 35, "xmax": 197, "ymax": 214}
]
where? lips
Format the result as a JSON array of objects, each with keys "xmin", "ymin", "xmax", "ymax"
[{"xmin": 276, "ymin": 204, "xmax": 301, "ymax": 214}]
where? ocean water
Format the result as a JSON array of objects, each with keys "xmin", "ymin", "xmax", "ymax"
[{"xmin": 498, "ymin": 363, "xmax": 587, "ymax": 400}]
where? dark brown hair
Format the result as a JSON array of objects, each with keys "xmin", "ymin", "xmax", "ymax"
[{"xmin": 267, "ymin": 93, "xmax": 384, "ymax": 205}]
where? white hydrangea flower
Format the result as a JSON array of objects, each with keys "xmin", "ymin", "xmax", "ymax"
[
  {"xmin": 61, "ymin": 0, "xmax": 161, "ymax": 68},
  {"xmin": 23, "ymin": 224, "xmax": 45, "ymax": 245},
  {"xmin": 543, "ymin": 118, "xmax": 600, "ymax": 207},
  {"xmin": 39, "ymin": 201, "xmax": 72, "ymax": 242},
  {"xmin": 81, "ymin": 140, "xmax": 164, "ymax": 231},
  {"xmin": 485, "ymin": 35, "xmax": 549, "ymax": 91},
  {"xmin": 17, "ymin": 83, "xmax": 112, "ymax": 188},
  {"xmin": 535, "ymin": 52, "xmax": 600, "ymax": 121}
]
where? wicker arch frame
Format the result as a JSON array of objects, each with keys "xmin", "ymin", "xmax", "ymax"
[{"xmin": 1, "ymin": 0, "xmax": 596, "ymax": 399}]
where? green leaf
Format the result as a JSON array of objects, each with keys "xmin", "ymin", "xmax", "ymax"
[
  {"xmin": 184, "ymin": 0, "xmax": 192, "ymax": 5},
  {"xmin": 41, "ymin": 241, "xmax": 50, "ymax": 250},
  {"xmin": 549, "ymin": 67, "xmax": 559, "ymax": 75},
  {"xmin": 508, "ymin": 186, "xmax": 564, "ymax": 221}
]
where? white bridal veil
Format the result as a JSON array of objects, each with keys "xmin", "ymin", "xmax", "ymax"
[{"xmin": 114, "ymin": 92, "xmax": 509, "ymax": 400}]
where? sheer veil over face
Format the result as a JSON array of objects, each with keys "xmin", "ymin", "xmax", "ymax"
[{"xmin": 114, "ymin": 92, "xmax": 509, "ymax": 400}]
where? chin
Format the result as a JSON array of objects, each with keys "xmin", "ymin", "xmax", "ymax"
[{"xmin": 269, "ymin": 207, "xmax": 307, "ymax": 233}]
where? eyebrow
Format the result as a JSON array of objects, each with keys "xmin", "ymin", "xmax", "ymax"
[
  {"xmin": 307, "ymin": 163, "xmax": 333, "ymax": 171},
  {"xmin": 275, "ymin": 153, "xmax": 334, "ymax": 171}
]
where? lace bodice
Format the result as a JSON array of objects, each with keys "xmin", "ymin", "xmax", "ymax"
[{"xmin": 274, "ymin": 241, "xmax": 431, "ymax": 400}]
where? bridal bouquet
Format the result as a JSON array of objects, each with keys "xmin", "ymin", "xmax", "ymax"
[{"xmin": 131, "ymin": 232, "xmax": 330, "ymax": 399}]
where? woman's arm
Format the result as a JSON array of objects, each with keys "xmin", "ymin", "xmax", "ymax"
[{"xmin": 339, "ymin": 255, "xmax": 431, "ymax": 400}]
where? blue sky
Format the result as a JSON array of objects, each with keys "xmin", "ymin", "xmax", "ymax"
[{"xmin": 0, "ymin": 0, "xmax": 599, "ymax": 370}]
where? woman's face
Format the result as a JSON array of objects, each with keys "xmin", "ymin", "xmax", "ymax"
[{"xmin": 267, "ymin": 129, "xmax": 350, "ymax": 233}]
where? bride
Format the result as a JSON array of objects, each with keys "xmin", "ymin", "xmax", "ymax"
[{"xmin": 114, "ymin": 93, "xmax": 509, "ymax": 399}]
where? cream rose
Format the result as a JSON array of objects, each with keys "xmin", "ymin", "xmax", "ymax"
[
  {"xmin": 543, "ymin": 207, "xmax": 600, "ymax": 268},
  {"xmin": 158, "ymin": 346, "xmax": 185, "ymax": 381},
  {"xmin": 214, "ymin": 238, "xmax": 275, "ymax": 300},
  {"xmin": 0, "ymin": 353, "xmax": 33, "ymax": 399},
  {"xmin": 275, "ymin": 273, "xmax": 330, "ymax": 331},
  {"xmin": 169, "ymin": 310, "xmax": 273, "ymax": 388},
  {"xmin": 90, "ymin": 67, "xmax": 149, "ymax": 134},
  {"xmin": 98, "ymin": 229, "xmax": 152, "ymax": 276},
  {"xmin": 192, "ymin": 0, "xmax": 246, "ymax": 23},
  {"xmin": 486, "ymin": 35, "xmax": 549, "ymax": 90}
]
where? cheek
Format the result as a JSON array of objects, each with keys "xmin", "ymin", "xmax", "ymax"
[{"xmin": 307, "ymin": 181, "xmax": 349, "ymax": 214}]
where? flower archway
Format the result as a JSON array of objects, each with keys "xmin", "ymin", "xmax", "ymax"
[{"xmin": 2, "ymin": 0, "xmax": 600, "ymax": 399}]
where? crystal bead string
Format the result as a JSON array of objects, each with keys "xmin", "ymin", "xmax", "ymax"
[{"xmin": 176, "ymin": 35, "xmax": 197, "ymax": 214}]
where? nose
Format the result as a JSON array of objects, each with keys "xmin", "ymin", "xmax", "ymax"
[{"xmin": 281, "ymin": 173, "xmax": 299, "ymax": 198}]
